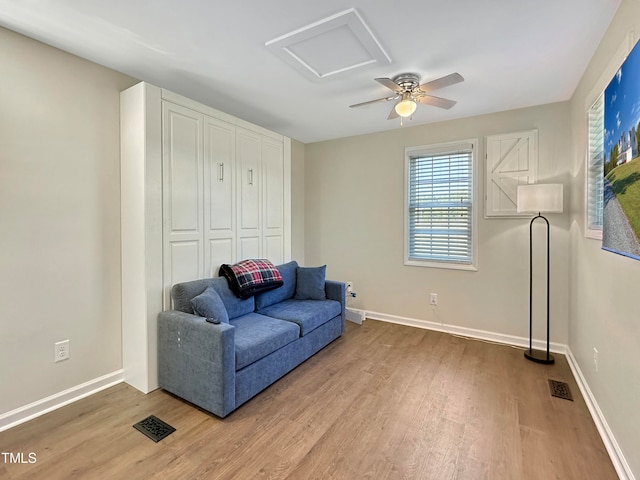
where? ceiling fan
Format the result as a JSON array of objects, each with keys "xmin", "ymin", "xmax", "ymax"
[{"xmin": 349, "ymin": 72, "xmax": 464, "ymax": 121}]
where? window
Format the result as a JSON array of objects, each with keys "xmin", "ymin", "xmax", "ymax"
[
  {"xmin": 586, "ymin": 93, "xmax": 604, "ymax": 239},
  {"xmin": 404, "ymin": 140, "xmax": 477, "ymax": 270}
]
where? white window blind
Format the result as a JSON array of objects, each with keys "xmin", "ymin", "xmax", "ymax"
[
  {"xmin": 406, "ymin": 142, "xmax": 475, "ymax": 267},
  {"xmin": 587, "ymin": 93, "xmax": 604, "ymax": 236}
]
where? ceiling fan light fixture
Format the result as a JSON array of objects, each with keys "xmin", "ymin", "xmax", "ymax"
[
  {"xmin": 350, "ymin": 72, "xmax": 463, "ymax": 121},
  {"xmin": 395, "ymin": 96, "xmax": 417, "ymax": 117}
]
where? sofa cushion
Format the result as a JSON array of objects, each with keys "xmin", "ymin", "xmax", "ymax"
[
  {"xmin": 172, "ymin": 277, "xmax": 254, "ymax": 320},
  {"xmin": 231, "ymin": 313, "xmax": 300, "ymax": 370},
  {"xmin": 294, "ymin": 265, "xmax": 326, "ymax": 300},
  {"xmin": 255, "ymin": 260, "xmax": 298, "ymax": 310},
  {"xmin": 190, "ymin": 286, "xmax": 230, "ymax": 324},
  {"xmin": 257, "ymin": 299, "xmax": 341, "ymax": 336}
]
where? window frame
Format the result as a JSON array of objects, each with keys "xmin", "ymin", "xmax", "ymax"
[
  {"xmin": 404, "ymin": 139, "xmax": 478, "ymax": 271},
  {"xmin": 586, "ymin": 92, "xmax": 604, "ymax": 240},
  {"xmin": 583, "ymin": 33, "xmax": 633, "ymax": 240}
]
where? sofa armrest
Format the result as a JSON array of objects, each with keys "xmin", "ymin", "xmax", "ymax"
[
  {"xmin": 325, "ymin": 280, "xmax": 346, "ymax": 332},
  {"xmin": 157, "ymin": 310, "xmax": 236, "ymax": 417}
]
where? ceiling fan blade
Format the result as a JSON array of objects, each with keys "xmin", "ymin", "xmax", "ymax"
[
  {"xmin": 419, "ymin": 73, "xmax": 464, "ymax": 93},
  {"xmin": 417, "ymin": 94, "xmax": 457, "ymax": 109},
  {"xmin": 375, "ymin": 77, "xmax": 403, "ymax": 92},
  {"xmin": 349, "ymin": 95, "xmax": 398, "ymax": 108},
  {"xmin": 387, "ymin": 103, "xmax": 400, "ymax": 120}
]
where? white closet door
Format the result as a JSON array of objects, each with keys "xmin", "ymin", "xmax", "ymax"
[
  {"xmin": 162, "ymin": 102, "xmax": 204, "ymax": 307},
  {"xmin": 262, "ymin": 136, "xmax": 285, "ymax": 265},
  {"xmin": 485, "ymin": 130, "xmax": 538, "ymax": 217},
  {"xmin": 204, "ymin": 116, "xmax": 236, "ymax": 276},
  {"xmin": 236, "ymin": 128, "xmax": 261, "ymax": 260}
]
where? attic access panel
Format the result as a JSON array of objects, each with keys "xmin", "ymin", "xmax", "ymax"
[{"xmin": 265, "ymin": 8, "xmax": 391, "ymax": 81}]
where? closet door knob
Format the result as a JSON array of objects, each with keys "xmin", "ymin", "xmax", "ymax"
[{"xmin": 218, "ymin": 163, "xmax": 224, "ymax": 182}]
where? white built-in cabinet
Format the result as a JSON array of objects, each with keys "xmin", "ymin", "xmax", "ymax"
[{"xmin": 121, "ymin": 82, "xmax": 291, "ymax": 393}]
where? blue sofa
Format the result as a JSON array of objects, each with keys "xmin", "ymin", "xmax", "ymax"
[{"xmin": 157, "ymin": 261, "xmax": 346, "ymax": 418}]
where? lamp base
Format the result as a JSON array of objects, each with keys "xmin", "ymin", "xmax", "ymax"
[{"xmin": 524, "ymin": 349, "xmax": 555, "ymax": 365}]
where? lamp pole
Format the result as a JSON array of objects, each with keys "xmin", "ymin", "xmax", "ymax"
[{"xmin": 525, "ymin": 213, "xmax": 554, "ymax": 364}]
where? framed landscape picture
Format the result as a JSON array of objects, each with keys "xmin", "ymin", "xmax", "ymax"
[{"xmin": 603, "ymin": 39, "xmax": 640, "ymax": 261}]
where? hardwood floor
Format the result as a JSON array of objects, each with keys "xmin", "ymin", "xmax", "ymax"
[{"xmin": 0, "ymin": 320, "xmax": 618, "ymax": 479}]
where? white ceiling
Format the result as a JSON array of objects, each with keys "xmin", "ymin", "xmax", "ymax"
[{"xmin": 0, "ymin": 0, "xmax": 621, "ymax": 143}]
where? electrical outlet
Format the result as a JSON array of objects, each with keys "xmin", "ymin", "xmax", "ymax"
[
  {"xmin": 593, "ymin": 347, "xmax": 598, "ymax": 372},
  {"xmin": 346, "ymin": 281, "xmax": 353, "ymax": 293},
  {"xmin": 55, "ymin": 340, "xmax": 70, "ymax": 363},
  {"xmin": 430, "ymin": 293, "xmax": 438, "ymax": 305}
]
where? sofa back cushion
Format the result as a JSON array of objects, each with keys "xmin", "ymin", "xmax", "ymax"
[
  {"xmin": 254, "ymin": 260, "xmax": 298, "ymax": 310},
  {"xmin": 172, "ymin": 277, "xmax": 254, "ymax": 319}
]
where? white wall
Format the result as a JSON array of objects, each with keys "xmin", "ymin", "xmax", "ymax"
[
  {"xmin": 305, "ymin": 102, "xmax": 571, "ymax": 344},
  {"xmin": 0, "ymin": 27, "xmax": 136, "ymax": 414},
  {"xmin": 569, "ymin": 0, "xmax": 640, "ymax": 476}
]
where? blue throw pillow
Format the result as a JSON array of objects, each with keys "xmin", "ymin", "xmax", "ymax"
[
  {"xmin": 255, "ymin": 260, "xmax": 298, "ymax": 309},
  {"xmin": 190, "ymin": 286, "xmax": 230, "ymax": 324},
  {"xmin": 294, "ymin": 265, "xmax": 326, "ymax": 300}
]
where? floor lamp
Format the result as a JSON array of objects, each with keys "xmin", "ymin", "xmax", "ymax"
[{"xmin": 516, "ymin": 184, "xmax": 563, "ymax": 365}]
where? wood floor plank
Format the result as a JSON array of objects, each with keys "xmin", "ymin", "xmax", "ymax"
[{"xmin": 0, "ymin": 320, "xmax": 618, "ymax": 480}]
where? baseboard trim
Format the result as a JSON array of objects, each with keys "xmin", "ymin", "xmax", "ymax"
[
  {"xmin": 0, "ymin": 370, "xmax": 124, "ymax": 432},
  {"xmin": 565, "ymin": 348, "xmax": 635, "ymax": 480},
  {"xmin": 364, "ymin": 310, "xmax": 566, "ymax": 354}
]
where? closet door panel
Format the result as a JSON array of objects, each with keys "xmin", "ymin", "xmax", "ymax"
[
  {"xmin": 208, "ymin": 238, "xmax": 234, "ymax": 277},
  {"xmin": 238, "ymin": 236, "xmax": 260, "ymax": 260},
  {"xmin": 236, "ymin": 128, "xmax": 261, "ymax": 258},
  {"xmin": 165, "ymin": 106, "xmax": 202, "ymax": 232},
  {"xmin": 262, "ymin": 138, "xmax": 284, "ymax": 229},
  {"xmin": 237, "ymin": 128, "xmax": 261, "ymax": 231},
  {"xmin": 264, "ymin": 235, "xmax": 284, "ymax": 265},
  {"xmin": 168, "ymin": 241, "xmax": 202, "ymax": 291},
  {"xmin": 162, "ymin": 101, "xmax": 204, "ymax": 307},
  {"xmin": 205, "ymin": 117, "xmax": 235, "ymax": 233},
  {"xmin": 262, "ymin": 137, "xmax": 284, "ymax": 262},
  {"xmin": 204, "ymin": 117, "xmax": 235, "ymax": 275}
]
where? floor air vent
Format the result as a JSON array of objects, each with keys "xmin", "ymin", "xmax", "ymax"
[
  {"xmin": 133, "ymin": 415, "xmax": 176, "ymax": 442},
  {"xmin": 548, "ymin": 379, "xmax": 573, "ymax": 401}
]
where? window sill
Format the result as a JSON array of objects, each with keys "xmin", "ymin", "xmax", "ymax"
[
  {"xmin": 404, "ymin": 259, "xmax": 478, "ymax": 271},
  {"xmin": 585, "ymin": 228, "xmax": 602, "ymax": 240}
]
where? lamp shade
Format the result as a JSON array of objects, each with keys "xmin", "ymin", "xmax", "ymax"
[
  {"xmin": 517, "ymin": 184, "xmax": 563, "ymax": 214},
  {"xmin": 395, "ymin": 98, "xmax": 417, "ymax": 117}
]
